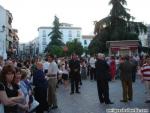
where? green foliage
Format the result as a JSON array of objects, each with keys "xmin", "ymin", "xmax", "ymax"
[
  {"xmin": 66, "ymin": 39, "xmax": 83, "ymax": 56},
  {"xmin": 89, "ymin": 0, "xmax": 147, "ymax": 55},
  {"xmin": 47, "ymin": 45, "xmax": 64, "ymax": 57},
  {"xmin": 83, "ymin": 47, "xmax": 89, "ymax": 56},
  {"xmin": 45, "ymin": 16, "xmax": 64, "ymax": 54}
]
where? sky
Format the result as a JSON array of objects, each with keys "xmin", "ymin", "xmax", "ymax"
[{"xmin": 0, "ymin": 0, "xmax": 150, "ymax": 43}]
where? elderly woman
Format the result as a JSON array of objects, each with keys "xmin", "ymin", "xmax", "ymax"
[
  {"xmin": 14, "ymin": 68, "xmax": 31, "ymax": 113},
  {"xmin": 0, "ymin": 65, "xmax": 24, "ymax": 113},
  {"xmin": 33, "ymin": 62, "xmax": 48, "ymax": 113}
]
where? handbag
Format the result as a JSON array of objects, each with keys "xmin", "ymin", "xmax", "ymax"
[{"xmin": 28, "ymin": 96, "xmax": 39, "ymax": 112}]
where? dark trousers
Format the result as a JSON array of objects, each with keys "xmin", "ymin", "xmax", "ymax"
[
  {"xmin": 90, "ymin": 67, "xmax": 96, "ymax": 80},
  {"xmin": 97, "ymin": 79, "xmax": 110, "ymax": 103},
  {"xmin": 132, "ymin": 71, "xmax": 136, "ymax": 82},
  {"xmin": 70, "ymin": 77, "xmax": 79, "ymax": 93},
  {"xmin": 34, "ymin": 87, "xmax": 48, "ymax": 113},
  {"xmin": 121, "ymin": 80, "xmax": 133, "ymax": 101}
]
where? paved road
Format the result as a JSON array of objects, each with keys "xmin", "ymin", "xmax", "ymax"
[{"xmin": 48, "ymin": 79, "xmax": 150, "ymax": 113}]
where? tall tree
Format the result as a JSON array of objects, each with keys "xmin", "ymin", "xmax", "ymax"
[
  {"xmin": 89, "ymin": 0, "xmax": 147, "ymax": 54},
  {"xmin": 66, "ymin": 39, "xmax": 83, "ymax": 56},
  {"xmin": 45, "ymin": 16, "xmax": 64, "ymax": 53}
]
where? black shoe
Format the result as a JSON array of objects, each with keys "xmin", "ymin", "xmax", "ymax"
[
  {"xmin": 105, "ymin": 101, "xmax": 114, "ymax": 104},
  {"xmin": 70, "ymin": 92, "xmax": 74, "ymax": 95},
  {"xmin": 145, "ymin": 100, "xmax": 150, "ymax": 103},
  {"xmin": 120, "ymin": 100, "xmax": 128, "ymax": 102},
  {"xmin": 51, "ymin": 105, "xmax": 58, "ymax": 109},
  {"xmin": 100, "ymin": 100, "xmax": 104, "ymax": 104},
  {"xmin": 56, "ymin": 85, "xmax": 59, "ymax": 88},
  {"xmin": 76, "ymin": 91, "xmax": 80, "ymax": 94},
  {"xmin": 128, "ymin": 98, "xmax": 132, "ymax": 101}
]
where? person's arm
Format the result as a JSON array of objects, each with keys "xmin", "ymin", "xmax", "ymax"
[
  {"xmin": 0, "ymin": 91, "xmax": 16, "ymax": 106},
  {"xmin": 11, "ymin": 87, "xmax": 24, "ymax": 103},
  {"xmin": 17, "ymin": 103, "xmax": 29, "ymax": 111}
]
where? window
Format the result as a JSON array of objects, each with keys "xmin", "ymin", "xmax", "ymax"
[
  {"xmin": 43, "ymin": 46, "xmax": 46, "ymax": 52},
  {"xmin": 42, "ymin": 30, "xmax": 46, "ymax": 37},
  {"xmin": 42, "ymin": 38, "xmax": 46, "ymax": 45},
  {"xmin": 8, "ymin": 17, "xmax": 12, "ymax": 25},
  {"xmin": 77, "ymin": 31, "xmax": 80, "ymax": 37},
  {"xmin": 68, "ymin": 30, "xmax": 72, "ymax": 37},
  {"xmin": 84, "ymin": 40, "xmax": 87, "ymax": 45},
  {"xmin": 8, "ymin": 29, "xmax": 12, "ymax": 37}
]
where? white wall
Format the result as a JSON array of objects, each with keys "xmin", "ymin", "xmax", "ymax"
[
  {"xmin": 139, "ymin": 32, "xmax": 148, "ymax": 47},
  {"xmin": 0, "ymin": 5, "xmax": 7, "ymax": 59},
  {"xmin": 81, "ymin": 38, "xmax": 92, "ymax": 47},
  {"xmin": 138, "ymin": 25, "xmax": 150, "ymax": 47},
  {"xmin": 37, "ymin": 25, "xmax": 82, "ymax": 54}
]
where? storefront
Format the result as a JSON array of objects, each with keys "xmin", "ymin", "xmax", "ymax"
[{"xmin": 106, "ymin": 40, "xmax": 140, "ymax": 56}]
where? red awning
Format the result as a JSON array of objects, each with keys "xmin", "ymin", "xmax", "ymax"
[
  {"xmin": 129, "ymin": 46, "xmax": 138, "ymax": 50},
  {"xmin": 111, "ymin": 47, "xmax": 120, "ymax": 52}
]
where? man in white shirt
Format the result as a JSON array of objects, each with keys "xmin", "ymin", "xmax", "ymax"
[
  {"xmin": 47, "ymin": 54, "xmax": 58, "ymax": 109},
  {"xmin": 89, "ymin": 56, "xmax": 96, "ymax": 80},
  {"xmin": 43, "ymin": 58, "xmax": 50, "ymax": 74}
]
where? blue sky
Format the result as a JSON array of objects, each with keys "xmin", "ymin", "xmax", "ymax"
[{"xmin": 0, "ymin": 0, "xmax": 150, "ymax": 43}]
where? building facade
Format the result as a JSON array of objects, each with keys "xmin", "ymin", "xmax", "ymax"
[
  {"xmin": 0, "ymin": 5, "xmax": 8, "ymax": 59},
  {"xmin": 18, "ymin": 43, "xmax": 30, "ymax": 60},
  {"xmin": 138, "ymin": 24, "xmax": 150, "ymax": 48},
  {"xmin": 0, "ymin": 5, "xmax": 18, "ymax": 59},
  {"xmin": 37, "ymin": 23, "xmax": 82, "ymax": 54},
  {"xmin": 81, "ymin": 35, "xmax": 94, "ymax": 47}
]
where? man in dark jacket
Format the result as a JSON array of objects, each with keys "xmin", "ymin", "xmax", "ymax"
[
  {"xmin": 119, "ymin": 56, "xmax": 133, "ymax": 102},
  {"xmin": 69, "ymin": 53, "xmax": 80, "ymax": 94},
  {"xmin": 95, "ymin": 53, "xmax": 113, "ymax": 104}
]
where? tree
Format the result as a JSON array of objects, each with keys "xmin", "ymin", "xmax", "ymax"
[
  {"xmin": 66, "ymin": 39, "xmax": 83, "ymax": 56},
  {"xmin": 48, "ymin": 45, "xmax": 64, "ymax": 57},
  {"xmin": 45, "ymin": 16, "xmax": 64, "ymax": 54},
  {"xmin": 89, "ymin": 0, "xmax": 147, "ymax": 54}
]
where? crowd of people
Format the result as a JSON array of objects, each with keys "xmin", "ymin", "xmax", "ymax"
[{"xmin": 0, "ymin": 53, "xmax": 149, "ymax": 113}]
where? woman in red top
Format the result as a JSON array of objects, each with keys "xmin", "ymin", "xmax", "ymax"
[{"xmin": 110, "ymin": 56, "xmax": 116, "ymax": 81}]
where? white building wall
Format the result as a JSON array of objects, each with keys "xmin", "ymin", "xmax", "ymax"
[
  {"xmin": 0, "ymin": 5, "xmax": 7, "ymax": 59},
  {"xmin": 139, "ymin": 32, "xmax": 148, "ymax": 47},
  {"xmin": 81, "ymin": 35, "xmax": 94, "ymax": 47},
  {"xmin": 138, "ymin": 25, "xmax": 150, "ymax": 47},
  {"xmin": 81, "ymin": 38, "xmax": 92, "ymax": 47},
  {"xmin": 37, "ymin": 25, "xmax": 82, "ymax": 54}
]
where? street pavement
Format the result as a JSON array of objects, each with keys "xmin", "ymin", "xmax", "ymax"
[{"xmin": 48, "ymin": 79, "xmax": 150, "ymax": 113}]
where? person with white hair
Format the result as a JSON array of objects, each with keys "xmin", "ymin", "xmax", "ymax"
[
  {"xmin": 95, "ymin": 53, "xmax": 113, "ymax": 104},
  {"xmin": 33, "ymin": 62, "xmax": 49, "ymax": 113}
]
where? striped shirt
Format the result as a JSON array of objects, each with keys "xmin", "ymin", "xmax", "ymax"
[{"xmin": 141, "ymin": 63, "xmax": 150, "ymax": 81}]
